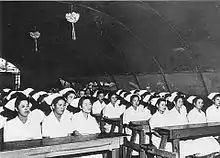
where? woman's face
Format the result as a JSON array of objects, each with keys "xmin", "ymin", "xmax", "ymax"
[
  {"xmin": 175, "ymin": 98, "xmax": 184, "ymax": 109},
  {"xmin": 53, "ymin": 99, "xmax": 66, "ymax": 116},
  {"xmin": 79, "ymin": 90, "xmax": 85, "ymax": 98},
  {"xmin": 67, "ymin": 93, "xmax": 76, "ymax": 104},
  {"xmin": 131, "ymin": 96, "xmax": 140, "ymax": 108},
  {"xmin": 158, "ymin": 101, "xmax": 167, "ymax": 113},
  {"xmin": 98, "ymin": 93, "xmax": 104, "ymax": 101},
  {"xmin": 85, "ymin": 89, "xmax": 91, "ymax": 96},
  {"xmin": 214, "ymin": 96, "xmax": 220, "ymax": 107},
  {"xmin": 194, "ymin": 98, "xmax": 204, "ymax": 110},
  {"xmin": 16, "ymin": 100, "xmax": 31, "ymax": 117},
  {"xmin": 110, "ymin": 94, "xmax": 117, "ymax": 104},
  {"xmin": 81, "ymin": 99, "xmax": 92, "ymax": 114}
]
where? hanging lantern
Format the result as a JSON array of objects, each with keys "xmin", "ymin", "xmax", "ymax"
[
  {"xmin": 65, "ymin": 12, "xmax": 80, "ymax": 40},
  {"xmin": 30, "ymin": 31, "xmax": 40, "ymax": 52}
]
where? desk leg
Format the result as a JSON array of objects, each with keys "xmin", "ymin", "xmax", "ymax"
[
  {"xmin": 172, "ymin": 139, "xmax": 180, "ymax": 158},
  {"xmin": 112, "ymin": 149, "xmax": 117, "ymax": 158},
  {"xmin": 0, "ymin": 128, "xmax": 3, "ymax": 151},
  {"xmin": 139, "ymin": 130, "xmax": 146, "ymax": 158},
  {"xmin": 122, "ymin": 145, "xmax": 127, "ymax": 158},
  {"xmin": 127, "ymin": 130, "xmax": 137, "ymax": 158},
  {"xmin": 157, "ymin": 135, "xmax": 168, "ymax": 158},
  {"xmin": 159, "ymin": 135, "xmax": 168, "ymax": 150}
]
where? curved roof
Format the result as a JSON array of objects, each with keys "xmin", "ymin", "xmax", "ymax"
[{"xmin": 2, "ymin": 1, "xmax": 220, "ymax": 91}]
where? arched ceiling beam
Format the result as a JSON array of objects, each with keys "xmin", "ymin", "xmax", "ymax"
[
  {"xmin": 57, "ymin": 1, "xmax": 173, "ymax": 91},
  {"xmin": 138, "ymin": 0, "xmax": 208, "ymax": 94}
]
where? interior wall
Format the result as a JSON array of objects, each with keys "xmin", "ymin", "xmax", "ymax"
[
  {"xmin": 85, "ymin": 72, "xmax": 220, "ymax": 95},
  {"xmin": 203, "ymin": 72, "xmax": 220, "ymax": 93}
]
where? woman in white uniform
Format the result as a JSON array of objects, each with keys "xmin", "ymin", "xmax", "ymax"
[
  {"xmin": 149, "ymin": 98, "xmax": 171, "ymax": 150},
  {"xmin": 103, "ymin": 92, "xmax": 125, "ymax": 118},
  {"xmin": 206, "ymin": 93, "xmax": 220, "ymax": 122},
  {"xmin": 42, "ymin": 96, "xmax": 73, "ymax": 138},
  {"xmin": 102, "ymin": 92, "xmax": 126, "ymax": 132},
  {"xmin": 63, "ymin": 90, "xmax": 80, "ymax": 115},
  {"xmin": 187, "ymin": 96, "xmax": 220, "ymax": 156},
  {"xmin": 123, "ymin": 94, "xmax": 151, "ymax": 125},
  {"xmin": 123, "ymin": 94, "xmax": 152, "ymax": 156},
  {"xmin": 92, "ymin": 90, "xmax": 106, "ymax": 115},
  {"xmin": 71, "ymin": 96, "xmax": 102, "ymax": 158},
  {"xmin": 4, "ymin": 94, "xmax": 42, "ymax": 142},
  {"xmin": 165, "ymin": 95, "xmax": 195, "ymax": 158}
]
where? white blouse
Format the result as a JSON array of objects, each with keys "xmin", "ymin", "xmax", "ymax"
[
  {"xmin": 42, "ymin": 111, "xmax": 73, "ymax": 138},
  {"xmin": 71, "ymin": 111, "xmax": 100, "ymax": 135},
  {"xmin": 165, "ymin": 106, "xmax": 188, "ymax": 126},
  {"xmin": 4, "ymin": 115, "xmax": 42, "ymax": 142},
  {"xmin": 149, "ymin": 110, "xmax": 169, "ymax": 129},
  {"xmin": 187, "ymin": 107, "xmax": 220, "ymax": 156},
  {"xmin": 123, "ymin": 105, "xmax": 151, "ymax": 125},
  {"xmin": 206, "ymin": 104, "xmax": 220, "ymax": 122},
  {"xmin": 71, "ymin": 111, "xmax": 102, "ymax": 158},
  {"xmin": 187, "ymin": 107, "xmax": 206, "ymax": 124},
  {"xmin": 92, "ymin": 100, "xmax": 106, "ymax": 115},
  {"xmin": 102, "ymin": 102, "xmax": 126, "ymax": 118}
]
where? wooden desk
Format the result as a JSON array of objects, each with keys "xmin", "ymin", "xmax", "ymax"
[
  {"xmin": 155, "ymin": 122, "xmax": 220, "ymax": 158},
  {"xmin": 102, "ymin": 117, "xmax": 123, "ymax": 134},
  {"xmin": 123, "ymin": 120, "xmax": 151, "ymax": 158},
  {"xmin": 0, "ymin": 133, "xmax": 126, "ymax": 158}
]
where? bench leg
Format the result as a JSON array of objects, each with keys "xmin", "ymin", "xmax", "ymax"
[
  {"xmin": 139, "ymin": 130, "xmax": 146, "ymax": 158},
  {"xmin": 157, "ymin": 135, "xmax": 168, "ymax": 158},
  {"xmin": 127, "ymin": 130, "xmax": 138, "ymax": 158},
  {"xmin": 172, "ymin": 139, "xmax": 180, "ymax": 158},
  {"xmin": 112, "ymin": 149, "xmax": 117, "ymax": 158}
]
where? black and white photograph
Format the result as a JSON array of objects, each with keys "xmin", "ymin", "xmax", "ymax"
[{"xmin": 1, "ymin": 1, "xmax": 220, "ymax": 158}]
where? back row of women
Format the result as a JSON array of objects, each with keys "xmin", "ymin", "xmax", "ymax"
[{"xmin": 0, "ymin": 87, "xmax": 220, "ymax": 158}]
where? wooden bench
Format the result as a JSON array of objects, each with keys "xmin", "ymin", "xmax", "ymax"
[
  {"xmin": 100, "ymin": 116, "xmax": 124, "ymax": 158},
  {"xmin": 121, "ymin": 120, "xmax": 178, "ymax": 158},
  {"xmin": 101, "ymin": 117, "xmax": 123, "ymax": 134},
  {"xmin": 0, "ymin": 133, "xmax": 126, "ymax": 158},
  {"xmin": 123, "ymin": 120, "xmax": 151, "ymax": 158},
  {"xmin": 155, "ymin": 122, "xmax": 220, "ymax": 158}
]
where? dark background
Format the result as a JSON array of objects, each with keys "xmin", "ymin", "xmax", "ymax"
[{"xmin": 1, "ymin": 1, "xmax": 220, "ymax": 94}]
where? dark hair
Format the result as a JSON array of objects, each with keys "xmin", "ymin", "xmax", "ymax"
[
  {"xmin": 63, "ymin": 90, "xmax": 76, "ymax": 99},
  {"xmin": 78, "ymin": 96, "xmax": 91, "ymax": 108},
  {"xmin": 11, "ymin": 92, "xmax": 24, "ymax": 100},
  {"xmin": 130, "ymin": 94, "xmax": 140, "ymax": 103},
  {"xmin": 97, "ymin": 90, "xmax": 104, "ymax": 96},
  {"xmin": 124, "ymin": 92, "xmax": 131, "ymax": 98},
  {"xmin": 119, "ymin": 90, "xmax": 126, "ymax": 96},
  {"xmin": 37, "ymin": 94, "xmax": 49, "ymax": 103},
  {"xmin": 213, "ymin": 94, "xmax": 220, "ymax": 101},
  {"xmin": 51, "ymin": 96, "xmax": 66, "ymax": 106},
  {"xmin": 15, "ymin": 93, "xmax": 30, "ymax": 109},
  {"xmin": 108, "ymin": 91, "xmax": 117, "ymax": 100},
  {"xmin": 156, "ymin": 98, "xmax": 167, "ymax": 107},
  {"xmin": 192, "ymin": 96, "xmax": 203, "ymax": 105},
  {"xmin": 29, "ymin": 90, "xmax": 36, "ymax": 97},
  {"xmin": 173, "ymin": 95, "xmax": 185, "ymax": 103},
  {"xmin": 134, "ymin": 90, "xmax": 140, "ymax": 94}
]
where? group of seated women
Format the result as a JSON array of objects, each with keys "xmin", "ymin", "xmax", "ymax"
[{"xmin": 0, "ymin": 86, "xmax": 220, "ymax": 158}]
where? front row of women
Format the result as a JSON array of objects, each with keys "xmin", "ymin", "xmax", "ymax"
[
  {"xmin": 3, "ymin": 94, "xmax": 102, "ymax": 158},
  {"xmin": 2, "ymin": 93, "xmax": 220, "ymax": 158},
  {"xmin": 150, "ymin": 96, "xmax": 220, "ymax": 157}
]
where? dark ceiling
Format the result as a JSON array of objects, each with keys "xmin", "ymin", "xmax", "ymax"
[{"xmin": 2, "ymin": 1, "xmax": 220, "ymax": 88}]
